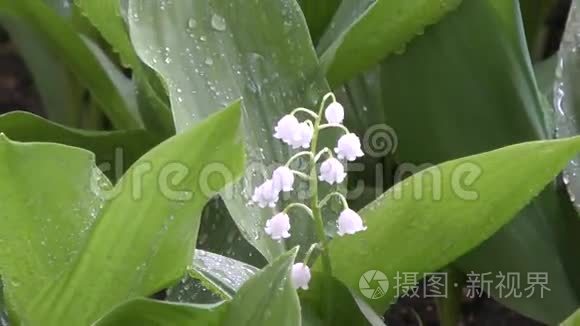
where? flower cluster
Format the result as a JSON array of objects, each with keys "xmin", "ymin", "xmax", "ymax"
[{"xmin": 251, "ymin": 93, "xmax": 367, "ymax": 290}]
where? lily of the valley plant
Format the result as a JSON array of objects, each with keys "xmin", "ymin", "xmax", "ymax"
[{"xmin": 252, "ymin": 93, "xmax": 366, "ymax": 290}]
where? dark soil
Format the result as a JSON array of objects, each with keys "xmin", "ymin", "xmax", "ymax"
[
  {"xmin": 0, "ymin": 30, "xmax": 42, "ymax": 116},
  {"xmin": 385, "ymin": 292, "xmax": 545, "ymax": 326}
]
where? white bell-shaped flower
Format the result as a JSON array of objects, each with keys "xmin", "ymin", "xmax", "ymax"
[
  {"xmin": 264, "ymin": 212, "xmax": 291, "ymax": 240},
  {"xmin": 273, "ymin": 115, "xmax": 300, "ymax": 145},
  {"xmin": 325, "ymin": 101, "xmax": 344, "ymax": 124},
  {"xmin": 337, "ymin": 208, "xmax": 367, "ymax": 236},
  {"xmin": 272, "ymin": 166, "xmax": 295, "ymax": 192},
  {"xmin": 335, "ymin": 133, "xmax": 364, "ymax": 161},
  {"xmin": 291, "ymin": 263, "xmax": 311, "ymax": 290},
  {"xmin": 252, "ymin": 179, "xmax": 279, "ymax": 208},
  {"xmin": 288, "ymin": 122, "xmax": 313, "ymax": 149},
  {"xmin": 318, "ymin": 157, "xmax": 346, "ymax": 185}
]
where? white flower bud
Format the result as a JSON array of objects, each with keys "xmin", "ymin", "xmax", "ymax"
[
  {"xmin": 335, "ymin": 133, "xmax": 364, "ymax": 161},
  {"xmin": 252, "ymin": 179, "xmax": 279, "ymax": 208},
  {"xmin": 272, "ymin": 166, "xmax": 295, "ymax": 192},
  {"xmin": 324, "ymin": 101, "xmax": 344, "ymax": 124},
  {"xmin": 264, "ymin": 212, "xmax": 291, "ymax": 240},
  {"xmin": 318, "ymin": 157, "xmax": 346, "ymax": 185},
  {"xmin": 291, "ymin": 263, "xmax": 311, "ymax": 290},
  {"xmin": 273, "ymin": 115, "xmax": 300, "ymax": 144},
  {"xmin": 337, "ymin": 209, "xmax": 367, "ymax": 236}
]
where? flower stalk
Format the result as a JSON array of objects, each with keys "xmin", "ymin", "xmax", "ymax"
[
  {"xmin": 251, "ymin": 92, "xmax": 367, "ymax": 291},
  {"xmin": 309, "ymin": 96, "xmax": 333, "ymax": 276}
]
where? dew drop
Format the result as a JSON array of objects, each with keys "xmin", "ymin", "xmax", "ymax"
[
  {"xmin": 187, "ymin": 18, "xmax": 197, "ymax": 29},
  {"xmin": 205, "ymin": 57, "xmax": 214, "ymax": 65},
  {"xmin": 211, "ymin": 14, "xmax": 227, "ymax": 31}
]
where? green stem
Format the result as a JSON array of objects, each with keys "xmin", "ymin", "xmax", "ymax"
[
  {"xmin": 283, "ymin": 202, "xmax": 313, "ymax": 219},
  {"xmin": 436, "ymin": 268, "xmax": 463, "ymax": 326},
  {"xmin": 286, "ymin": 151, "xmax": 313, "ymax": 167},
  {"xmin": 319, "ymin": 123, "xmax": 350, "ymax": 134},
  {"xmin": 309, "ymin": 100, "xmax": 332, "ymax": 276},
  {"xmin": 291, "ymin": 107, "xmax": 319, "ymax": 119},
  {"xmin": 309, "ymin": 94, "xmax": 334, "ymax": 325},
  {"xmin": 318, "ymin": 191, "xmax": 348, "ymax": 209}
]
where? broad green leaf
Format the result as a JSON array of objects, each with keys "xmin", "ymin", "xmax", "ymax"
[
  {"xmin": 0, "ymin": 134, "xmax": 104, "ymax": 322},
  {"xmin": 300, "ymin": 272, "xmax": 385, "ymax": 326},
  {"xmin": 222, "ymin": 248, "xmax": 300, "ymax": 326},
  {"xmin": 377, "ymin": 0, "xmax": 580, "ymax": 322},
  {"xmin": 381, "ymin": 0, "xmax": 545, "ymax": 164},
  {"xmin": 0, "ymin": 111, "xmax": 159, "ymax": 181},
  {"xmin": 167, "ymin": 277, "xmax": 223, "ymax": 305},
  {"xmin": 553, "ymin": 0, "xmax": 580, "ymax": 213},
  {"xmin": 190, "ymin": 249, "xmax": 258, "ymax": 295},
  {"xmin": 0, "ymin": 0, "xmax": 140, "ymax": 129},
  {"xmin": 562, "ymin": 309, "xmax": 580, "ymax": 326},
  {"xmin": 317, "ymin": 0, "xmax": 462, "ymax": 86},
  {"xmin": 324, "ymin": 136, "xmax": 580, "ymax": 315},
  {"xmin": 94, "ymin": 299, "xmax": 225, "ymax": 326},
  {"xmin": 0, "ymin": 103, "xmax": 244, "ymax": 325},
  {"xmin": 97, "ymin": 248, "xmax": 299, "ymax": 326},
  {"xmin": 128, "ymin": 0, "xmax": 331, "ymax": 261},
  {"xmin": 168, "ymin": 249, "xmax": 259, "ymax": 303}
]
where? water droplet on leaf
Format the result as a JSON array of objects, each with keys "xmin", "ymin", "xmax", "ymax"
[{"xmin": 211, "ymin": 14, "xmax": 227, "ymax": 31}]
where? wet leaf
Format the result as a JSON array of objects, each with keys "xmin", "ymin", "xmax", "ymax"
[
  {"xmin": 562, "ymin": 308, "xmax": 580, "ymax": 326},
  {"xmin": 0, "ymin": 111, "xmax": 160, "ymax": 181},
  {"xmin": 0, "ymin": 103, "xmax": 244, "ymax": 325},
  {"xmin": 94, "ymin": 299, "xmax": 225, "ymax": 326},
  {"xmin": 318, "ymin": 0, "xmax": 462, "ymax": 86},
  {"xmin": 375, "ymin": 0, "xmax": 580, "ymax": 322},
  {"xmin": 128, "ymin": 0, "xmax": 331, "ymax": 261},
  {"xmin": 325, "ymin": 136, "xmax": 580, "ymax": 315},
  {"xmin": 221, "ymin": 248, "xmax": 300, "ymax": 326},
  {"xmin": 168, "ymin": 249, "xmax": 258, "ymax": 302},
  {"xmin": 96, "ymin": 248, "xmax": 299, "ymax": 326}
]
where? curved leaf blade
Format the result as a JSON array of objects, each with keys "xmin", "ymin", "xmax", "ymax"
[
  {"xmin": 95, "ymin": 299, "xmax": 225, "ymax": 326},
  {"xmin": 168, "ymin": 249, "xmax": 258, "ymax": 303},
  {"xmin": 0, "ymin": 103, "xmax": 243, "ymax": 325},
  {"xmin": 128, "ymin": 0, "xmax": 330, "ymax": 261},
  {"xmin": 318, "ymin": 0, "xmax": 462, "ymax": 86},
  {"xmin": 0, "ymin": 135, "xmax": 104, "ymax": 321},
  {"xmin": 563, "ymin": 309, "xmax": 580, "ymax": 326},
  {"xmin": 325, "ymin": 137, "xmax": 580, "ymax": 313},
  {"xmin": 376, "ymin": 0, "xmax": 580, "ymax": 322},
  {"xmin": 222, "ymin": 248, "xmax": 300, "ymax": 326},
  {"xmin": 96, "ymin": 248, "xmax": 299, "ymax": 326},
  {"xmin": 0, "ymin": 111, "xmax": 159, "ymax": 181}
]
